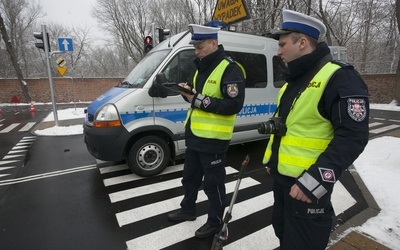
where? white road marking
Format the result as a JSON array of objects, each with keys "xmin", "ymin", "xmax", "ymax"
[
  {"xmin": 369, "ymin": 122, "xmax": 382, "ymax": 127},
  {"xmin": 116, "ymin": 177, "xmax": 260, "ymax": 227},
  {"xmin": 0, "ymin": 123, "xmax": 19, "ymax": 133},
  {"xmin": 108, "ymin": 167, "xmax": 238, "ymax": 203},
  {"xmin": 125, "ymin": 192, "xmax": 274, "ymax": 250},
  {"xmin": 95, "ymin": 159, "xmax": 355, "ymax": 250},
  {"xmin": 19, "ymin": 122, "xmax": 36, "ymax": 132},
  {"xmin": 369, "ymin": 124, "xmax": 400, "ymax": 134},
  {"xmin": 0, "ymin": 164, "xmax": 96, "ymax": 186}
]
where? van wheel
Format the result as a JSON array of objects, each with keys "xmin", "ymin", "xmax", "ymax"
[{"xmin": 127, "ymin": 136, "xmax": 170, "ymax": 177}]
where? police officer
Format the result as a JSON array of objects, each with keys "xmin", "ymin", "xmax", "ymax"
[
  {"xmin": 167, "ymin": 23, "xmax": 245, "ymax": 238},
  {"xmin": 263, "ymin": 9, "xmax": 370, "ymax": 249}
]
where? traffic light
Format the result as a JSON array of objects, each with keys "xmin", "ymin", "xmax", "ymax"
[
  {"xmin": 144, "ymin": 36, "xmax": 153, "ymax": 53},
  {"xmin": 33, "ymin": 32, "xmax": 51, "ymax": 52},
  {"xmin": 158, "ymin": 28, "xmax": 170, "ymax": 43}
]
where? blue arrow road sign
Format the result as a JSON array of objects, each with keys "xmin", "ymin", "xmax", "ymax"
[{"xmin": 58, "ymin": 37, "xmax": 74, "ymax": 52}]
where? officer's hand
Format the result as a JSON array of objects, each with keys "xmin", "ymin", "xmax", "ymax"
[
  {"xmin": 178, "ymin": 83, "xmax": 196, "ymax": 102},
  {"xmin": 289, "ymin": 184, "xmax": 312, "ymax": 203}
]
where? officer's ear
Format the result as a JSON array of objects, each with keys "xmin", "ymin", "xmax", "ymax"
[
  {"xmin": 299, "ymin": 36, "xmax": 308, "ymax": 50},
  {"xmin": 211, "ymin": 38, "xmax": 218, "ymax": 47}
]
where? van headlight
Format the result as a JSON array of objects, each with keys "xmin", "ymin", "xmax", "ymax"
[{"xmin": 93, "ymin": 104, "xmax": 122, "ymax": 128}]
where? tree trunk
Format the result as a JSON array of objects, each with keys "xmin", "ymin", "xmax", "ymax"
[
  {"xmin": 395, "ymin": 0, "xmax": 400, "ymax": 105},
  {"xmin": 0, "ymin": 13, "xmax": 31, "ymax": 103}
]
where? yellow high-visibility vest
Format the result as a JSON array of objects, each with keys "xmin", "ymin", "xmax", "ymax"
[
  {"xmin": 185, "ymin": 59, "xmax": 237, "ymax": 140},
  {"xmin": 263, "ymin": 62, "xmax": 341, "ymax": 177}
]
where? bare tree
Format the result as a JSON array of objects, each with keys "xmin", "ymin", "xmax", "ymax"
[
  {"xmin": 396, "ymin": 0, "xmax": 400, "ymax": 105},
  {"xmin": 0, "ymin": 0, "xmax": 42, "ymax": 102},
  {"xmin": 92, "ymin": 0, "xmax": 152, "ymax": 63},
  {"xmin": 150, "ymin": 0, "xmax": 198, "ymax": 37},
  {"xmin": 1, "ymin": 0, "xmax": 398, "ymax": 81}
]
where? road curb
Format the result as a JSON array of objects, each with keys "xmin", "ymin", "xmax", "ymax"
[{"xmin": 31, "ymin": 118, "xmax": 84, "ymax": 136}]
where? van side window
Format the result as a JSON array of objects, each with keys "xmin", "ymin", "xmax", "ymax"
[
  {"xmin": 162, "ymin": 50, "xmax": 197, "ymax": 96},
  {"xmin": 273, "ymin": 55, "xmax": 286, "ymax": 88},
  {"xmin": 226, "ymin": 51, "xmax": 267, "ymax": 88}
]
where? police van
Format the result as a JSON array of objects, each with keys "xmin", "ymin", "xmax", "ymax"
[{"xmin": 83, "ymin": 28, "xmax": 285, "ymax": 176}]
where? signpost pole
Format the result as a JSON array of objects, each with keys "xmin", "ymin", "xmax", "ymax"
[{"xmin": 42, "ymin": 24, "xmax": 59, "ymax": 126}]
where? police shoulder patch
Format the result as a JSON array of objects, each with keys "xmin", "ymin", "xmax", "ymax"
[
  {"xmin": 318, "ymin": 167, "xmax": 336, "ymax": 183},
  {"xmin": 347, "ymin": 98, "xmax": 367, "ymax": 122},
  {"xmin": 227, "ymin": 83, "xmax": 239, "ymax": 98}
]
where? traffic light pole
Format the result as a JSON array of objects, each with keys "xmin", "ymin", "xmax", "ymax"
[
  {"xmin": 41, "ymin": 24, "xmax": 59, "ymax": 126},
  {"xmin": 151, "ymin": 23, "xmax": 155, "ymax": 47}
]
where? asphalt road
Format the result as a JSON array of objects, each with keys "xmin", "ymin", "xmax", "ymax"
[
  {"xmin": 0, "ymin": 137, "xmax": 366, "ymax": 250},
  {"xmin": 0, "ymin": 106, "xmax": 399, "ymax": 249}
]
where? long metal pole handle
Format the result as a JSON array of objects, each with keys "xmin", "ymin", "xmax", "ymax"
[{"xmin": 227, "ymin": 154, "xmax": 249, "ymax": 213}]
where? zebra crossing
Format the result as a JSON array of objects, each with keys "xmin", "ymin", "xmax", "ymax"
[
  {"xmin": 98, "ymin": 162, "xmax": 356, "ymax": 250},
  {"xmin": 369, "ymin": 117, "xmax": 400, "ymax": 134},
  {"xmin": 0, "ymin": 136, "xmax": 36, "ymax": 178},
  {"xmin": 0, "ymin": 120, "xmax": 37, "ymax": 133}
]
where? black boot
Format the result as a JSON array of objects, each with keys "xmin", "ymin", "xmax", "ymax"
[
  {"xmin": 195, "ymin": 223, "xmax": 222, "ymax": 238},
  {"xmin": 167, "ymin": 210, "xmax": 196, "ymax": 222}
]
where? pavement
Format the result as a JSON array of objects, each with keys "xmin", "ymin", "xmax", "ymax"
[
  {"xmin": 32, "ymin": 117, "xmax": 85, "ymax": 131},
  {"xmin": 30, "ymin": 118, "xmax": 398, "ymax": 250}
]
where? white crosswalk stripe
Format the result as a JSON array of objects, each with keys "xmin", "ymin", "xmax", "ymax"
[
  {"xmin": 2, "ymin": 154, "xmax": 24, "ymax": 160},
  {"xmin": 125, "ymin": 192, "xmax": 276, "ymax": 250},
  {"xmin": 0, "ymin": 122, "xmax": 38, "ymax": 133},
  {"xmin": 116, "ymin": 177, "xmax": 259, "ymax": 227},
  {"xmin": 225, "ymin": 225, "xmax": 277, "ymax": 250},
  {"xmin": 369, "ymin": 122, "xmax": 383, "ymax": 127},
  {"xmin": 19, "ymin": 122, "xmax": 36, "ymax": 132},
  {"xmin": 0, "ymin": 136, "xmax": 36, "ymax": 179},
  {"xmin": 98, "ymin": 162, "xmax": 356, "ymax": 250},
  {"xmin": 369, "ymin": 124, "xmax": 400, "ymax": 134},
  {"xmin": 108, "ymin": 166, "xmax": 238, "ymax": 203},
  {"xmin": 0, "ymin": 123, "xmax": 19, "ymax": 133},
  {"xmin": 103, "ymin": 164, "xmax": 186, "ymax": 186}
]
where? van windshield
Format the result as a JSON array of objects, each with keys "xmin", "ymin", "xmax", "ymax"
[{"xmin": 119, "ymin": 50, "xmax": 170, "ymax": 88}]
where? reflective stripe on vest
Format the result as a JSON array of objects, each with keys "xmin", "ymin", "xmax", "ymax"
[
  {"xmin": 185, "ymin": 59, "xmax": 236, "ymax": 140},
  {"xmin": 263, "ymin": 62, "xmax": 341, "ymax": 177}
]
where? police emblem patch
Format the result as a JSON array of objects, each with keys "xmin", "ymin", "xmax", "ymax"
[
  {"xmin": 227, "ymin": 83, "xmax": 239, "ymax": 98},
  {"xmin": 203, "ymin": 97, "xmax": 211, "ymax": 108},
  {"xmin": 347, "ymin": 98, "xmax": 367, "ymax": 122},
  {"xmin": 319, "ymin": 167, "xmax": 336, "ymax": 183}
]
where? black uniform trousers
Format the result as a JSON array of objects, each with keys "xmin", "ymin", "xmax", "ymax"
[
  {"xmin": 272, "ymin": 180, "xmax": 334, "ymax": 250},
  {"xmin": 180, "ymin": 148, "xmax": 226, "ymax": 227}
]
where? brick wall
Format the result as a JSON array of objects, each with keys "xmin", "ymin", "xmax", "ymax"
[
  {"xmin": 0, "ymin": 77, "xmax": 123, "ymax": 103},
  {"xmin": 361, "ymin": 74, "xmax": 396, "ymax": 103},
  {"xmin": 0, "ymin": 74, "xmax": 396, "ymax": 104}
]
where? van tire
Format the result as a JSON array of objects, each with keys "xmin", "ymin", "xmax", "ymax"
[{"xmin": 127, "ymin": 136, "xmax": 170, "ymax": 177}]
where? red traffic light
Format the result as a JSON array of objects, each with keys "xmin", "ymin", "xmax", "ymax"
[
  {"xmin": 144, "ymin": 36, "xmax": 153, "ymax": 53},
  {"xmin": 145, "ymin": 36, "xmax": 152, "ymax": 44}
]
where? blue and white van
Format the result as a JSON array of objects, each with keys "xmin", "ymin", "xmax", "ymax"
[{"xmin": 83, "ymin": 29, "xmax": 284, "ymax": 176}]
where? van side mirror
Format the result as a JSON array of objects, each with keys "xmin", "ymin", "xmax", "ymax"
[
  {"xmin": 156, "ymin": 73, "xmax": 168, "ymax": 83},
  {"xmin": 149, "ymin": 73, "xmax": 169, "ymax": 98}
]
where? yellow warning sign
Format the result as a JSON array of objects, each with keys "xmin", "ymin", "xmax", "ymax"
[
  {"xmin": 212, "ymin": 0, "xmax": 250, "ymax": 25},
  {"xmin": 56, "ymin": 67, "xmax": 67, "ymax": 76}
]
